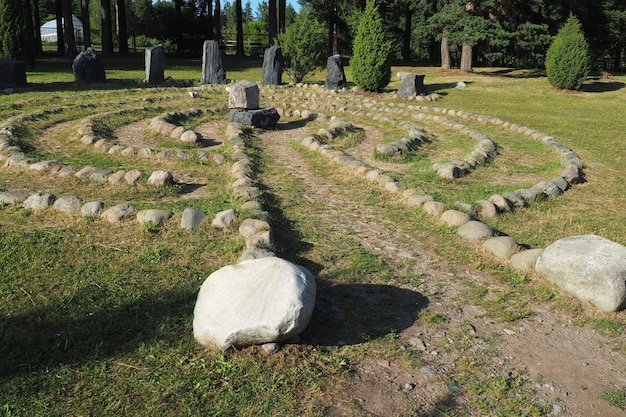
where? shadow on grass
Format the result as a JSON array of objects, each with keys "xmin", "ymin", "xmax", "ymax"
[
  {"xmin": 0, "ymin": 288, "xmax": 198, "ymax": 379},
  {"xmin": 303, "ymin": 281, "xmax": 428, "ymax": 347},
  {"xmin": 581, "ymin": 79, "xmax": 625, "ymax": 93}
]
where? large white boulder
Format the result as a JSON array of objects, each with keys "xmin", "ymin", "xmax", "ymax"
[
  {"xmin": 535, "ymin": 235, "xmax": 626, "ymax": 312},
  {"xmin": 193, "ymin": 257, "xmax": 316, "ymax": 351}
]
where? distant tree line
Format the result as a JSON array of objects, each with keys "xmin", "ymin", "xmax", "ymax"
[{"xmin": 1, "ymin": 0, "xmax": 625, "ymax": 72}]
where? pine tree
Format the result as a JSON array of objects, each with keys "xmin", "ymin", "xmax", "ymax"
[
  {"xmin": 0, "ymin": 0, "xmax": 26, "ymax": 60},
  {"xmin": 350, "ymin": 0, "xmax": 392, "ymax": 92},
  {"xmin": 545, "ymin": 14, "xmax": 591, "ymax": 90}
]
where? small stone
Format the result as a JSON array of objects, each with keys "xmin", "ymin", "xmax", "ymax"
[
  {"xmin": 180, "ymin": 130, "xmax": 199, "ymax": 143},
  {"xmin": 53, "ymin": 196, "xmax": 82, "ymax": 212},
  {"xmin": 482, "ymin": 236, "xmax": 519, "ymax": 259},
  {"xmin": 148, "ymin": 170, "xmax": 174, "ymax": 186},
  {"xmin": 23, "ymin": 192, "xmax": 55, "ymax": 210},
  {"xmin": 181, "ymin": 208, "xmax": 207, "ymax": 229},
  {"xmin": 423, "ymin": 201, "xmax": 446, "ymax": 217},
  {"xmin": 125, "ymin": 169, "xmax": 142, "ymax": 185},
  {"xmin": 212, "ymin": 209, "xmax": 238, "ymax": 229},
  {"xmin": 136, "ymin": 209, "xmax": 174, "ymax": 226},
  {"xmin": 439, "ymin": 209, "xmax": 470, "ymax": 227},
  {"xmin": 81, "ymin": 201, "xmax": 105, "ymax": 217},
  {"xmin": 457, "ymin": 221, "xmax": 494, "ymax": 240}
]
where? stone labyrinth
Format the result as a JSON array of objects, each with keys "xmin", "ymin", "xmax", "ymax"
[{"xmin": 0, "ymin": 81, "xmax": 588, "ymax": 299}]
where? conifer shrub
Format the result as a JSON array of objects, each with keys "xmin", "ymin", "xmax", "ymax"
[
  {"xmin": 545, "ymin": 14, "xmax": 590, "ymax": 90},
  {"xmin": 350, "ymin": 0, "xmax": 392, "ymax": 92},
  {"xmin": 277, "ymin": 10, "xmax": 326, "ymax": 83},
  {"xmin": 0, "ymin": 0, "xmax": 25, "ymax": 60}
]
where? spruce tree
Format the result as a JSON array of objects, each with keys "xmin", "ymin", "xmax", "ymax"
[
  {"xmin": 350, "ymin": 0, "xmax": 392, "ymax": 92},
  {"xmin": 545, "ymin": 14, "xmax": 590, "ymax": 90}
]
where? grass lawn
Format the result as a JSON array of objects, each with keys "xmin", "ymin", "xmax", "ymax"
[{"xmin": 0, "ymin": 53, "xmax": 624, "ymax": 416}]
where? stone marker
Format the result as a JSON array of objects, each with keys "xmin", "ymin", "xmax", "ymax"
[
  {"xmin": 229, "ymin": 80, "xmax": 260, "ymax": 109},
  {"xmin": 145, "ymin": 45, "xmax": 165, "ymax": 84},
  {"xmin": 326, "ymin": 55, "xmax": 346, "ymax": 90},
  {"xmin": 201, "ymin": 40, "xmax": 227, "ymax": 84},
  {"xmin": 535, "ymin": 235, "xmax": 626, "ymax": 312},
  {"xmin": 397, "ymin": 74, "xmax": 428, "ymax": 97},
  {"xmin": 262, "ymin": 46, "xmax": 283, "ymax": 85},
  {"xmin": 72, "ymin": 47, "xmax": 106, "ymax": 83},
  {"xmin": 193, "ymin": 257, "xmax": 316, "ymax": 351},
  {"xmin": 0, "ymin": 60, "xmax": 27, "ymax": 88}
]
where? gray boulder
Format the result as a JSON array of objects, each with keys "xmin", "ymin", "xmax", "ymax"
[
  {"xmin": 136, "ymin": 209, "xmax": 174, "ymax": 226},
  {"xmin": 0, "ymin": 191, "xmax": 28, "ymax": 205},
  {"xmin": 212, "ymin": 209, "xmax": 238, "ymax": 229},
  {"xmin": 229, "ymin": 80, "xmax": 260, "ymax": 110},
  {"xmin": 229, "ymin": 108, "xmax": 280, "ymax": 128},
  {"xmin": 535, "ymin": 235, "xmax": 626, "ymax": 312},
  {"xmin": 81, "ymin": 201, "xmax": 105, "ymax": 217},
  {"xmin": 262, "ymin": 46, "xmax": 283, "ymax": 85},
  {"xmin": 23, "ymin": 192, "xmax": 55, "ymax": 210},
  {"xmin": 72, "ymin": 48, "xmax": 106, "ymax": 83},
  {"xmin": 181, "ymin": 208, "xmax": 207, "ymax": 229},
  {"xmin": 193, "ymin": 257, "xmax": 316, "ymax": 351},
  {"xmin": 53, "ymin": 196, "xmax": 83, "ymax": 212}
]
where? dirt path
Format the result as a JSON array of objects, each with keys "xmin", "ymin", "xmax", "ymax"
[{"xmin": 256, "ymin": 121, "xmax": 626, "ymax": 417}]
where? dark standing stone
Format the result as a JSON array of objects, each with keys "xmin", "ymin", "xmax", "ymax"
[
  {"xmin": 397, "ymin": 74, "xmax": 428, "ymax": 97},
  {"xmin": 202, "ymin": 40, "xmax": 227, "ymax": 84},
  {"xmin": 145, "ymin": 45, "xmax": 165, "ymax": 84},
  {"xmin": 229, "ymin": 108, "xmax": 280, "ymax": 128},
  {"xmin": 326, "ymin": 55, "xmax": 346, "ymax": 90},
  {"xmin": 72, "ymin": 47, "xmax": 106, "ymax": 83},
  {"xmin": 262, "ymin": 46, "xmax": 283, "ymax": 85},
  {"xmin": 0, "ymin": 60, "xmax": 27, "ymax": 88}
]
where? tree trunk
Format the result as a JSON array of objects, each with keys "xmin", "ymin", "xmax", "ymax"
[
  {"xmin": 441, "ymin": 31, "xmax": 450, "ymax": 70},
  {"xmin": 206, "ymin": 0, "xmax": 213, "ymax": 40},
  {"xmin": 278, "ymin": 0, "xmax": 285, "ymax": 33},
  {"xmin": 62, "ymin": 0, "xmax": 77, "ymax": 57},
  {"xmin": 21, "ymin": 0, "xmax": 36, "ymax": 64},
  {"xmin": 268, "ymin": 0, "xmax": 277, "ymax": 45},
  {"xmin": 235, "ymin": 0, "xmax": 244, "ymax": 56},
  {"xmin": 460, "ymin": 43, "xmax": 473, "ymax": 72},
  {"xmin": 55, "ymin": 0, "xmax": 65, "ymax": 56},
  {"xmin": 101, "ymin": 0, "xmax": 114, "ymax": 56},
  {"xmin": 32, "ymin": 0, "xmax": 43, "ymax": 54},
  {"xmin": 327, "ymin": 0, "xmax": 338, "ymax": 55},
  {"xmin": 402, "ymin": 3, "xmax": 413, "ymax": 61},
  {"xmin": 213, "ymin": 0, "xmax": 221, "ymax": 42},
  {"xmin": 81, "ymin": 0, "xmax": 92, "ymax": 48},
  {"xmin": 116, "ymin": 0, "xmax": 128, "ymax": 54}
]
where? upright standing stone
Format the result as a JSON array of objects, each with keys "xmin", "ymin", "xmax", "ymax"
[
  {"xmin": 72, "ymin": 47, "xmax": 106, "ymax": 83},
  {"xmin": 397, "ymin": 74, "xmax": 428, "ymax": 97},
  {"xmin": 262, "ymin": 46, "xmax": 283, "ymax": 85},
  {"xmin": 145, "ymin": 45, "xmax": 165, "ymax": 84},
  {"xmin": 201, "ymin": 40, "xmax": 227, "ymax": 84},
  {"xmin": 326, "ymin": 55, "xmax": 346, "ymax": 90},
  {"xmin": 0, "ymin": 60, "xmax": 27, "ymax": 88}
]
